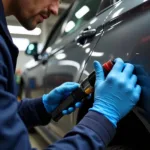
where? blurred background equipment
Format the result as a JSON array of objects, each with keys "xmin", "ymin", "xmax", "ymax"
[{"xmin": 15, "ymin": 69, "xmax": 22, "ymax": 101}]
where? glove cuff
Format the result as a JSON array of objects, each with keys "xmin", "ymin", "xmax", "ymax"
[
  {"xmin": 42, "ymin": 94, "xmax": 51, "ymax": 113},
  {"xmin": 89, "ymin": 107, "xmax": 117, "ymax": 127}
]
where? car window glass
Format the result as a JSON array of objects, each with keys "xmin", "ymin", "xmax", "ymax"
[
  {"xmin": 46, "ymin": 0, "xmax": 118, "ymax": 49},
  {"xmin": 60, "ymin": 0, "xmax": 102, "ymax": 37}
]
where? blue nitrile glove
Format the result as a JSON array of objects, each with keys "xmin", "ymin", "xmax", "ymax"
[
  {"xmin": 62, "ymin": 93, "xmax": 92, "ymax": 114},
  {"xmin": 42, "ymin": 82, "xmax": 82, "ymax": 114},
  {"xmin": 90, "ymin": 58, "xmax": 141, "ymax": 127}
]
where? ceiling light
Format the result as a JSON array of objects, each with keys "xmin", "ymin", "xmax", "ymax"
[
  {"xmin": 75, "ymin": 6, "xmax": 90, "ymax": 19},
  {"xmin": 65, "ymin": 21, "xmax": 75, "ymax": 32},
  {"xmin": 25, "ymin": 59, "xmax": 39, "ymax": 69},
  {"xmin": 12, "ymin": 38, "xmax": 29, "ymax": 51},
  {"xmin": 8, "ymin": 25, "xmax": 41, "ymax": 35}
]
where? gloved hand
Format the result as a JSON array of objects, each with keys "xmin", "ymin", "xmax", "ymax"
[
  {"xmin": 90, "ymin": 58, "xmax": 141, "ymax": 127},
  {"xmin": 42, "ymin": 82, "xmax": 82, "ymax": 114}
]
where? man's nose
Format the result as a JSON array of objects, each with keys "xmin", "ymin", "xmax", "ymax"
[{"xmin": 49, "ymin": 1, "xmax": 59, "ymax": 15}]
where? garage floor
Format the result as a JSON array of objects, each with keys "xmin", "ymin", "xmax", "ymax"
[{"xmin": 29, "ymin": 131, "xmax": 49, "ymax": 149}]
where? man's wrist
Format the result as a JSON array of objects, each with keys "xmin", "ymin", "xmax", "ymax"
[
  {"xmin": 78, "ymin": 111, "xmax": 116, "ymax": 146},
  {"xmin": 89, "ymin": 107, "xmax": 117, "ymax": 128},
  {"xmin": 42, "ymin": 94, "xmax": 52, "ymax": 113},
  {"xmin": 32, "ymin": 97, "xmax": 51, "ymax": 125}
]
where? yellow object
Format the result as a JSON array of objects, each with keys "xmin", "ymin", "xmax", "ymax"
[
  {"xmin": 85, "ymin": 87, "xmax": 93, "ymax": 94},
  {"xmin": 17, "ymin": 96, "xmax": 21, "ymax": 101}
]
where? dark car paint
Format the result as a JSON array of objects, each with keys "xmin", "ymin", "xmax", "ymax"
[
  {"xmin": 22, "ymin": 0, "xmax": 150, "ymax": 146},
  {"xmin": 78, "ymin": 0, "xmax": 150, "ymax": 149}
]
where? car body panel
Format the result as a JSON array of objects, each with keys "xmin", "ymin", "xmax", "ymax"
[{"xmin": 77, "ymin": 0, "xmax": 150, "ymax": 147}]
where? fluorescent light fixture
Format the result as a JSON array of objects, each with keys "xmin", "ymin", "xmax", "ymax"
[
  {"xmin": 25, "ymin": 59, "xmax": 39, "ymax": 69},
  {"xmin": 8, "ymin": 25, "xmax": 41, "ymax": 35},
  {"xmin": 12, "ymin": 38, "xmax": 29, "ymax": 51},
  {"xmin": 75, "ymin": 6, "xmax": 90, "ymax": 19},
  {"xmin": 65, "ymin": 21, "xmax": 75, "ymax": 32},
  {"xmin": 55, "ymin": 53, "xmax": 66, "ymax": 60},
  {"xmin": 91, "ymin": 52, "xmax": 104, "ymax": 57}
]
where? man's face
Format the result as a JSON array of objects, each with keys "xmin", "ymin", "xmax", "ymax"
[{"xmin": 14, "ymin": 0, "xmax": 59, "ymax": 30}]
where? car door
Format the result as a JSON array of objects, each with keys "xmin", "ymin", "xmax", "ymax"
[
  {"xmin": 78, "ymin": 0, "xmax": 150, "ymax": 149},
  {"xmin": 78, "ymin": 0, "xmax": 150, "ymax": 75},
  {"xmin": 42, "ymin": 0, "xmax": 117, "ymax": 143}
]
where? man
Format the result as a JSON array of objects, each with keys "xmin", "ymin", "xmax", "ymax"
[{"xmin": 0, "ymin": 0, "xmax": 141, "ymax": 149}]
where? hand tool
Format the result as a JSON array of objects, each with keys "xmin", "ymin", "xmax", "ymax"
[{"xmin": 51, "ymin": 60, "xmax": 115, "ymax": 122}]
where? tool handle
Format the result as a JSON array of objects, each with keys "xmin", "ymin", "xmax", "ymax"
[{"xmin": 51, "ymin": 88, "xmax": 87, "ymax": 122}]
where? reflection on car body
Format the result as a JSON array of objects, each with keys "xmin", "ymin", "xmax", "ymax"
[{"xmin": 22, "ymin": 0, "xmax": 150, "ymax": 149}]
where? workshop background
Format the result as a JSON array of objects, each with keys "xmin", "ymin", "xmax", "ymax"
[
  {"xmin": 6, "ymin": 0, "xmax": 73, "ymax": 149},
  {"xmin": 5, "ymin": 0, "xmax": 149, "ymax": 149}
]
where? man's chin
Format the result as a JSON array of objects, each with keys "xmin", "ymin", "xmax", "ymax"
[
  {"xmin": 19, "ymin": 20, "xmax": 37, "ymax": 30},
  {"xmin": 22, "ymin": 23, "xmax": 37, "ymax": 30}
]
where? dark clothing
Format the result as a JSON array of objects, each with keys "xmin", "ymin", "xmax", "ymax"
[{"xmin": 0, "ymin": 0, "xmax": 115, "ymax": 149}]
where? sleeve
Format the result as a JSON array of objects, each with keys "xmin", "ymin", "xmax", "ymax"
[
  {"xmin": 0, "ymin": 46, "xmax": 32, "ymax": 149},
  {"xmin": 18, "ymin": 97, "xmax": 51, "ymax": 128},
  {"xmin": 45, "ymin": 111, "xmax": 116, "ymax": 150}
]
